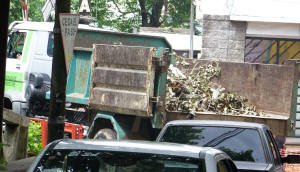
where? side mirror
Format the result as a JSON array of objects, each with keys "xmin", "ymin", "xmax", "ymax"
[{"xmin": 29, "ymin": 73, "xmax": 44, "ymax": 88}]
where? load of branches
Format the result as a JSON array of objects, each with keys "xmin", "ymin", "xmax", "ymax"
[{"xmin": 166, "ymin": 56, "xmax": 263, "ymax": 117}]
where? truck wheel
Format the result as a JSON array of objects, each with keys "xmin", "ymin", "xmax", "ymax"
[{"xmin": 93, "ymin": 128, "xmax": 117, "ymax": 140}]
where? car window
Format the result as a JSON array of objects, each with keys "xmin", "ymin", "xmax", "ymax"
[
  {"xmin": 34, "ymin": 150, "xmax": 204, "ymax": 172},
  {"xmin": 160, "ymin": 126, "xmax": 266, "ymax": 163},
  {"xmin": 265, "ymin": 129, "xmax": 281, "ymax": 165},
  {"xmin": 7, "ymin": 32, "xmax": 27, "ymax": 60},
  {"xmin": 217, "ymin": 160, "xmax": 230, "ymax": 172},
  {"xmin": 226, "ymin": 159, "xmax": 238, "ymax": 172}
]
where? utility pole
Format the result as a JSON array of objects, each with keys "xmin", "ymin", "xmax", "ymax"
[
  {"xmin": 0, "ymin": 0, "xmax": 11, "ymax": 157},
  {"xmin": 48, "ymin": 0, "xmax": 71, "ymax": 143},
  {"xmin": 189, "ymin": 0, "xmax": 195, "ymax": 59}
]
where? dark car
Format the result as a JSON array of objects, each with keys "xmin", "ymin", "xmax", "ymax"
[
  {"xmin": 157, "ymin": 120, "xmax": 284, "ymax": 172},
  {"xmin": 27, "ymin": 139, "xmax": 238, "ymax": 172}
]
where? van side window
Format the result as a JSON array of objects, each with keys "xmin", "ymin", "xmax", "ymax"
[
  {"xmin": 7, "ymin": 32, "xmax": 27, "ymax": 60},
  {"xmin": 47, "ymin": 33, "xmax": 54, "ymax": 57}
]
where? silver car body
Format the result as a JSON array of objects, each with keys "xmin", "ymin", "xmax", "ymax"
[{"xmin": 27, "ymin": 139, "xmax": 236, "ymax": 172}]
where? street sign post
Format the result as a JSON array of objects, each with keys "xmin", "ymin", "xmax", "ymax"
[{"xmin": 59, "ymin": 13, "xmax": 80, "ymax": 74}]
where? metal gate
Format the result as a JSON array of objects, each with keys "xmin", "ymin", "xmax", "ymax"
[{"xmin": 245, "ymin": 37, "xmax": 300, "ymax": 64}]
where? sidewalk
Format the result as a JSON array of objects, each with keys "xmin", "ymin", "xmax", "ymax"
[{"xmin": 5, "ymin": 157, "xmax": 35, "ymax": 172}]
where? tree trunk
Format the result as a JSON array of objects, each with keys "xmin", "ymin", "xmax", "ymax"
[
  {"xmin": 138, "ymin": 0, "xmax": 148, "ymax": 27},
  {"xmin": 150, "ymin": 0, "xmax": 164, "ymax": 27}
]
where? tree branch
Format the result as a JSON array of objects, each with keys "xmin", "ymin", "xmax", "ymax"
[
  {"xmin": 111, "ymin": 0, "xmax": 139, "ymax": 15},
  {"xmin": 159, "ymin": 0, "xmax": 169, "ymax": 25}
]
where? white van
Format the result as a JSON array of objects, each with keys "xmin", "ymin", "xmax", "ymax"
[{"xmin": 5, "ymin": 21, "xmax": 54, "ymax": 116}]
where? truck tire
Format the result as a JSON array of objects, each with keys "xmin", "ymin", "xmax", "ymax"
[{"xmin": 93, "ymin": 128, "xmax": 117, "ymax": 140}]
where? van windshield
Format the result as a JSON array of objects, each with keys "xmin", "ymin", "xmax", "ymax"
[
  {"xmin": 35, "ymin": 150, "xmax": 203, "ymax": 172},
  {"xmin": 160, "ymin": 126, "xmax": 266, "ymax": 163}
]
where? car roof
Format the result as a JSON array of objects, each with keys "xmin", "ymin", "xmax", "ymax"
[
  {"xmin": 165, "ymin": 120, "xmax": 268, "ymax": 130},
  {"xmin": 49, "ymin": 139, "xmax": 224, "ymax": 159}
]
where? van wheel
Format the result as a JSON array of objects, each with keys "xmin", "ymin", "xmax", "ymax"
[{"xmin": 93, "ymin": 128, "xmax": 117, "ymax": 140}]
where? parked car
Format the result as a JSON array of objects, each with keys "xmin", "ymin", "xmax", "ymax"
[
  {"xmin": 27, "ymin": 139, "xmax": 238, "ymax": 172},
  {"xmin": 157, "ymin": 120, "xmax": 284, "ymax": 172}
]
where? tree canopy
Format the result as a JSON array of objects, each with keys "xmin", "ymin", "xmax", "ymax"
[
  {"xmin": 89, "ymin": 0, "xmax": 192, "ymax": 32},
  {"xmin": 9, "ymin": 0, "xmax": 194, "ymax": 33}
]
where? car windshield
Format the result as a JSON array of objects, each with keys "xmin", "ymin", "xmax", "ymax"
[
  {"xmin": 160, "ymin": 126, "xmax": 266, "ymax": 163},
  {"xmin": 34, "ymin": 150, "xmax": 203, "ymax": 172}
]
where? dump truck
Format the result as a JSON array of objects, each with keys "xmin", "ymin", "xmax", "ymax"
[
  {"xmin": 86, "ymin": 45, "xmax": 299, "ymax": 141},
  {"xmin": 5, "ymin": 21, "xmax": 299, "ymax": 141}
]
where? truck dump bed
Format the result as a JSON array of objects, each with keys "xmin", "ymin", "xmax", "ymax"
[
  {"xmin": 171, "ymin": 59, "xmax": 299, "ymax": 137},
  {"xmin": 65, "ymin": 28, "xmax": 172, "ymax": 106}
]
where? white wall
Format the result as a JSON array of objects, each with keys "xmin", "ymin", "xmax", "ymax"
[
  {"xmin": 199, "ymin": 0, "xmax": 232, "ymax": 16},
  {"xmin": 139, "ymin": 32, "xmax": 202, "ymax": 51},
  {"xmin": 247, "ymin": 22, "xmax": 300, "ymax": 39},
  {"xmin": 200, "ymin": 0, "xmax": 300, "ymax": 39},
  {"xmin": 200, "ymin": 0, "xmax": 300, "ymax": 24},
  {"xmin": 231, "ymin": 0, "xmax": 300, "ymax": 23}
]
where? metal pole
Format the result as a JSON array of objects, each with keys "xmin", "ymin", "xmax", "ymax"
[
  {"xmin": 189, "ymin": 0, "xmax": 194, "ymax": 59},
  {"xmin": 276, "ymin": 40, "xmax": 280, "ymax": 64},
  {"xmin": 48, "ymin": 0, "xmax": 71, "ymax": 143},
  {"xmin": 0, "ymin": 0, "xmax": 11, "ymax": 155}
]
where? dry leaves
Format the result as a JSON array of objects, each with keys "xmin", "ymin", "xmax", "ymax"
[{"xmin": 166, "ymin": 55, "xmax": 263, "ymax": 117}]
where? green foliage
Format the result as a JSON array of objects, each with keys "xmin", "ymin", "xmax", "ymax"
[
  {"xmin": 27, "ymin": 0, "xmax": 46, "ymax": 21},
  {"xmin": 89, "ymin": 0, "xmax": 141, "ymax": 32},
  {"xmin": 219, "ymin": 147, "xmax": 255, "ymax": 162},
  {"xmin": 9, "ymin": 0, "xmax": 23, "ymax": 23},
  {"xmin": 9, "ymin": 0, "xmax": 46, "ymax": 24},
  {"xmin": 0, "ymin": 143, "xmax": 8, "ymax": 170},
  {"xmin": 28, "ymin": 121, "xmax": 43, "ymax": 155},
  {"xmin": 9, "ymin": 0, "xmax": 197, "ymax": 33},
  {"xmin": 161, "ymin": 0, "xmax": 191, "ymax": 28},
  {"xmin": 71, "ymin": 0, "xmax": 79, "ymax": 13},
  {"xmin": 88, "ymin": 0, "xmax": 193, "ymax": 32}
]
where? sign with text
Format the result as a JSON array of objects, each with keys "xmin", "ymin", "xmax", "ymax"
[
  {"xmin": 79, "ymin": 0, "xmax": 91, "ymax": 16},
  {"xmin": 59, "ymin": 13, "xmax": 80, "ymax": 74}
]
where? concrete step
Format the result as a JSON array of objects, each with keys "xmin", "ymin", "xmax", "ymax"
[
  {"xmin": 297, "ymin": 96, "xmax": 300, "ymax": 103},
  {"xmin": 6, "ymin": 157, "xmax": 35, "ymax": 171},
  {"xmin": 296, "ymin": 104, "xmax": 300, "ymax": 112},
  {"xmin": 296, "ymin": 121, "xmax": 300, "ymax": 129}
]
